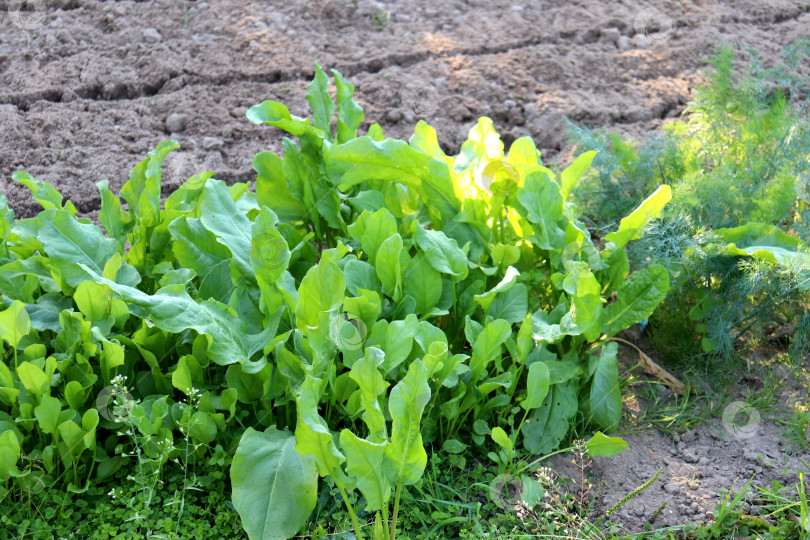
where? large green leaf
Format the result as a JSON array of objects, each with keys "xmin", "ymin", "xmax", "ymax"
[
  {"xmin": 295, "ymin": 376, "xmax": 347, "ymax": 479},
  {"xmin": 0, "ymin": 300, "xmax": 30, "ymax": 349},
  {"xmin": 339, "ymin": 431, "xmax": 391, "ymax": 511},
  {"xmin": 324, "ymin": 136, "xmax": 460, "ymax": 221},
  {"xmin": 306, "ymin": 63, "xmax": 335, "ymax": 138},
  {"xmin": 588, "ymin": 343, "xmax": 621, "ymax": 432},
  {"xmin": 384, "ymin": 359, "xmax": 431, "ymax": 486},
  {"xmin": 517, "ymin": 170, "xmax": 565, "ymax": 249},
  {"xmin": 348, "ymin": 348, "xmax": 388, "ymax": 441},
  {"xmin": 13, "ymin": 171, "xmax": 76, "ymax": 215},
  {"xmin": 169, "ymin": 216, "xmax": 231, "ymax": 277},
  {"xmin": 231, "ymin": 427, "xmax": 317, "ymax": 540},
  {"xmin": 469, "ymin": 319, "xmax": 512, "ymax": 381},
  {"xmin": 560, "ymin": 150, "xmax": 597, "ymax": 201},
  {"xmin": 605, "ymin": 185, "xmax": 671, "ymax": 248},
  {"xmin": 35, "ymin": 209, "xmax": 120, "ymax": 288},
  {"xmin": 522, "ymin": 361, "xmax": 550, "ymax": 411},
  {"xmin": 715, "ymin": 222, "xmax": 807, "ymax": 265},
  {"xmin": 333, "ymin": 69, "xmax": 363, "ymax": 144},
  {"xmin": 413, "ymin": 225, "xmax": 469, "ymax": 280},
  {"xmin": 83, "ymin": 269, "xmax": 272, "ymax": 371},
  {"xmin": 522, "ymin": 380, "xmax": 578, "ymax": 454},
  {"xmin": 602, "ymin": 264, "xmax": 669, "ymax": 337},
  {"xmin": 404, "ymin": 252, "xmax": 442, "ymax": 314},
  {"xmin": 199, "ymin": 179, "xmax": 254, "ymax": 283}
]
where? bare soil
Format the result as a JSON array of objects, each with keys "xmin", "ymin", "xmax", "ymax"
[{"xmin": 2, "ymin": 0, "xmax": 810, "ymax": 534}]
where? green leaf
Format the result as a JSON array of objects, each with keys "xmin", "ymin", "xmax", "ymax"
[
  {"xmin": 588, "ymin": 343, "xmax": 621, "ymax": 432},
  {"xmin": 17, "ymin": 361, "xmax": 49, "ymax": 398},
  {"xmin": 295, "ymin": 250, "xmax": 346, "ymax": 334},
  {"xmin": 253, "ymin": 151, "xmax": 307, "ymax": 223},
  {"xmin": 96, "ymin": 179, "xmax": 128, "ymax": 241},
  {"xmin": 34, "ymin": 395, "xmax": 61, "ymax": 435},
  {"xmin": 602, "ymin": 265, "xmax": 669, "ymax": 337},
  {"xmin": 199, "ymin": 179, "xmax": 254, "ymax": 283},
  {"xmin": 375, "ymin": 233, "xmax": 404, "ymax": 301},
  {"xmin": 349, "ymin": 348, "xmax": 388, "ymax": 442},
  {"xmin": 307, "ymin": 63, "xmax": 335, "ymax": 138},
  {"xmin": 404, "ymin": 252, "xmax": 443, "ymax": 315},
  {"xmin": 517, "ymin": 171, "xmax": 565, "ymax": 250},
  {"xmin": 469, "ymin": 319, "xmax": 512, "ymax": 381},
  {"xmin": 13, "ymin": 171, "xmax": 77, "ymax": 215},
  {"xmin": 715, "ymin": 222, "xmax": 807, "ymax": 265},
  {"xmin": 172, "ymin": 356, "xmax": 194, "ymax": 395},
  {"xmin": 442, "ymin": 439, "xmax": 468, "ymax": 454},
  {"xmin": 523, "ymin": 361, "xmax": 550, "ymax": 411},
  {"xmin": 231, "ymin": 427, "xmax": 317, "ymax": 540},
  {"xmin": 604, "ymin": 185, "xmax": 671, "ymax": 248},
  {"xmin": 84, "ymin": 271, "xmax": 272, "ymax": 370},
  {"xmin": 344, "ymin": 259, "xmax": 381, "ymax": 296},
  {"xmin": 295, "ymin": 376, "xmax": 346, "ymax": 479},
  {"xmin": 490, "ymin": 426, "xmax": 513, "ymax": 452},
  {"xmin": 0, "ymin": 429, "xmax": 21, "ymax": 481},
  {"xmin": 0, "ymin": 300, "xmax": 30, "ymax": 349},
  {"xmin": 340, "ymin": 430, "xmax": 391, "ymax": 511},
  {"xmin": 522, "ymin": 380, "xmax": 578, "ymax": 454},
  {"xmin": 325, "ymin": 136, "xmax": 460, "ymax": 221},
  {"xmin": 584, "ymin": 431, "xmax": 628, "ymax": 457},
  {"xmin": 333, "ymin": 69, "xmax": 364, "ymax": 144},
  {"xmin": 384, "ymin": 359, "xmax": 431, "ymax": 486},
  {"xmin": 560, "ymin": 150, "xmax": 596, "ymax": 200},
  {"xmin": 64, "ymin": 380, "xmax": 86, "ymax": 410},
  {"xmin": 169, "ymin": 217, "xmax": 232, "ymax": 277},
  {"xmin": 413, "ymin": 225, "xmax": 469, "ymax": 280},
  {"xmin": 36, "ymin": 209, "xmax": 120, "ymax": 288},
  {"xmin": 246, "ymin": 100, "xmax": 313, "ymax": 138}
]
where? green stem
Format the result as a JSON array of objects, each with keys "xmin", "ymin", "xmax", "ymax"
[
  {"xmin": 389, "ymin": 484, "xmax": 402, "ymax": 540},
  {"xmin": 335, "ymin": 480, "xmax": 364, "ymax": 540},
  {"xmin": 382, "ymin": 501, "xmax": 390, "ymax": 540}
]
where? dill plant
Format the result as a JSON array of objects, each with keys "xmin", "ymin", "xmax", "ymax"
[{"xmin": 569, "ymin": 39, "xmax": 810, "ymax": 365}]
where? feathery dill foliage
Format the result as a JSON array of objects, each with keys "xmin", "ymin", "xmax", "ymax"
[
  {"xmin": 570, "ymin": 39, "xmax": 810, "ymax": 235},
  {"xmin": 569, "ymin": 39, "xmax": 810, "ymax": 364}
]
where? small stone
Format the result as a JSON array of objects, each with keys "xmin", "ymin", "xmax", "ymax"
[
  {"xmin": 683, "ymin": 450, "xmax": 699, "ymax": 463},
  {"xmin": 385, "ymin": 109, "xmax": 403, "ymax": 124},
  {"xmin": 230, "ymin": 107, "xmax": 244, "ymax": 119},
  {"xmin": 600, "ymin": 27, "xmax": 620, "ymax": 44},
  {"xmin": 61, "ymin": 90, "xmax": 79, "ymax": 103},
  {"xmin": 632, "ymin": 34, "xmax": 650, "ymax": 48},
  {"xmin": 617, "ymin": 36, "xmax": 631, "ymax": 50},
  {"xmin": 691, "ymin": 502, "xmax": 700, "ymax": 513},
  {"xmin": 202, "ymin": 137, "xmax": 224, "ymax": 150},
  {"xmin": 663, "ymin": 482, "xmax": 680, "ymax": 495},
  {"xmin": 673, "ymin": 434, "xmax": 681, "ymax": 444},
  {"xmin": 507, "ymin": 107, "xmax": 525, "ymax": 126},
  {"xmin": 681, "ymin": 431, "xmax": 695, "ymax": 443},
  {"xmin": 143, "ymin": 28, "xmax": 162, "ymax": 44},
  {"xmin": 633, "ymin": 505, "xmax": 646, "ymax": 517},
  {"xmin": 165, "ymin": 113, "xmax": 188, "ymax": 133}
]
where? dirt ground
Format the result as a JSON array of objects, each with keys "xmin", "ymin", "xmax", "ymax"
[{"xmin": 2, "ymin": 0, "xmax": 810, "ymax": 535}]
